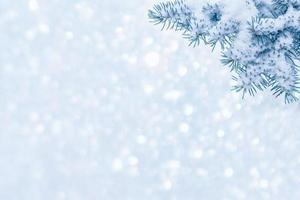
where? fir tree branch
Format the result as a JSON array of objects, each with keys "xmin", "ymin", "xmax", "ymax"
[{"xmin": 149, "ymin": 0, "xmax": 300, "ymax": 103}]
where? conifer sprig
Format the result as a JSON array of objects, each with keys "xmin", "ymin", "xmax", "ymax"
[{"xmin": 149, "ymin": 0, "xmax": 300, "ymax": 103}]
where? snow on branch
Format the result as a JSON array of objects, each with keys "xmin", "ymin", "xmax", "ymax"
[{"xmin": 149, "ymin": 0, "xmax": 300, "ymax": 103}]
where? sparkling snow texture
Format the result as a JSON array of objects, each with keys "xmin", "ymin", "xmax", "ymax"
[{"xmin": 1, "ymin": 0, "xmax": 300, "ymax": 199}]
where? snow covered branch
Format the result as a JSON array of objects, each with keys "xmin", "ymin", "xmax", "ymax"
[{"xmin": 149, "ymin": 0, "xmax": 300, "ymax": 103}]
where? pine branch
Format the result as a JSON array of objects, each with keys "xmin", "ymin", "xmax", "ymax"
[{"xmin": 149, "ymin": 0, "xmax": 300, "ymax": 103}]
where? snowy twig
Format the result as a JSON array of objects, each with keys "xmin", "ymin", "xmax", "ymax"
[{"xmin": 149, "ymin": 0, "xmax": 300, "ymax": 103}]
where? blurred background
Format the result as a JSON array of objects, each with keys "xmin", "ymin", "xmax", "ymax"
[{"xmin": 1, "ymin": 0, "xmax": 300, "ymax": 199}]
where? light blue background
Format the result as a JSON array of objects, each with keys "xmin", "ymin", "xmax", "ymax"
[{"xmin": 1, "ymin": 0, "xmax": 300, "ymax": 199}]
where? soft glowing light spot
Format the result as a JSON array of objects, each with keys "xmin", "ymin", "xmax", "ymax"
[
  {"xmin": 192, "ymin": 148, "xmax": 203, "ymax": 159},
  {"xmin": 167, "ymin": 160, "xmax": 181, "ymax": 169},
  {"xmin": 143, "ymin": 84, "xmax": 155, "ymax": 95},
  {"xmin": 41, "ymin": 75, "xmax": 51, "ymax": 85},
  {"xmin": 236, "ymin": 103, "xmax": 242, "ymax": 110},
  {"xmin": 163, "ymin": 90, "xmax": 182, "ymax": 101},
  {"xmin": 123, "ymin": 15, "xmax": 132, "ymax": 23},
  {"xmin": 121, "ymin": 148, "xmax": 130, "ymax": 156},
  {"xmin": 38, "ymin": 24, "xmax": 49, "ymax": 34},
  {"xmin": 252, "ymin": 137, "xmax": 260, "ymax": 146},
  {"xmin": 36, "ymin": 124, "xmax": 45, "ymax": 133},
  {"xmin": 29, "ymin": 112, "xmax": 39, "ymax": 122},
  {"xmin": 217, "ymin": 129, "xmax": 225, "ymax": 138},
  {"xmin": 167, "ymin": 42, "xmax": 179, "ymax": 52},
  {"xmin": 28, "ymin": 0, "xmax": 39, "ymax": 11},
  {"xmin": 221, "ymin": 108, "xmax": 232, "ymax": 119},
  {"xmin": 259, "ymin": 179, "xmax": 269, "ymax": 189},
  {"xmin": 162, "ymin": 179, "xmax": 172, "ymax": 190},
  {"xmin": 25, "ymin": 30, "xmax": 36, "ymax": 40},
  {"xmin": 144, "ymin": 37, "xmax": 154, "ymax": 46},
  {"xmin": 136, "ymin": 135, "xmax": 147, "ymax": 144},
  {"xmin": 65, "ymin": 31, "xmax": 74, "ymax": 40},
  {"xmin": 177, "ymin": 66, "xmax": 188, "ymax": 76},
  {"xmin": 196, "ymin": 168, "xmax": 208, "ymax": 176},
  {"xmin": 224, "ymin": 167, "xmax": 234, "ymax": 178},
  {"xmin": 249, "ymin": 167, "xmax": 260, "ymax": 178},
  {"xmin": 52, "ymin": 121, "xmax": 62, "ymax": 134},
  {"xmin": 183, "ymin": 104, "xmax": 194, "ymax": 116},
  {"xmin": 74, "ymin": 2, "xmax": 94, "ymax": 20},
  {"xmin": 112, "ymin": 158, "xmax": 123, "ymax": 172},
  {"xmin": 128, "ymin": 156, "xmax": 139, "ymax": 166},
  {"xmin": 144, "ymin": 52, "xmax": 160, "ymax": 67},
  {"xmin": 179, "ymin": 122, "xmax": 190, "ymax": 133}
]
